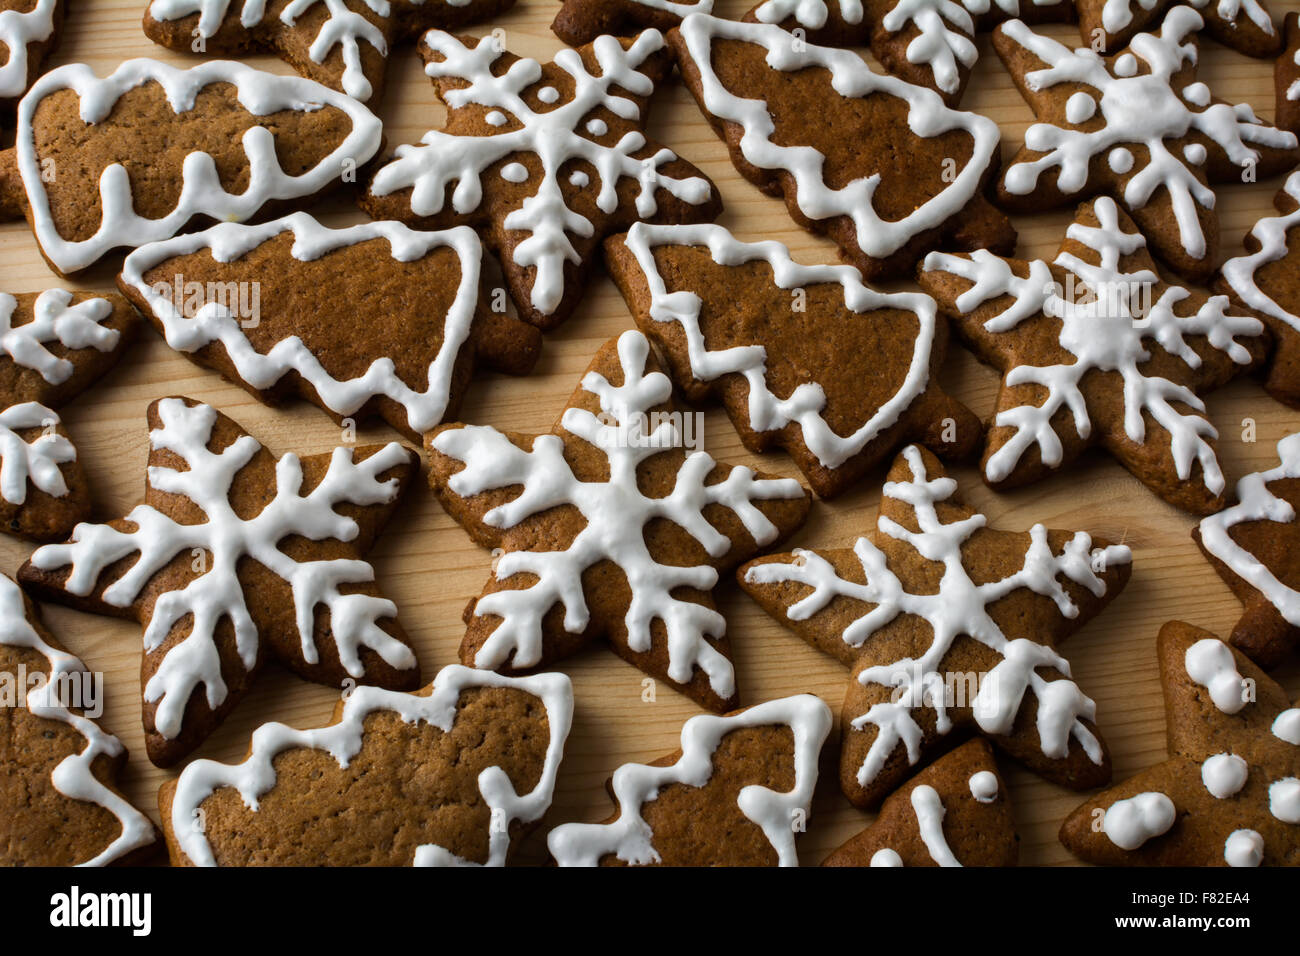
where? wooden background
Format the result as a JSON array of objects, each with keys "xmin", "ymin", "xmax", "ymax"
[{"xmin": 4, "ymin": 0, "xmax": 1300, "ymax": 866}]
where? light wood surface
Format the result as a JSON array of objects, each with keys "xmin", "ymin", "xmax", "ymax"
[{"xmin": 3, "ymin": 0, "xmax": 1299, "ymax": 866}]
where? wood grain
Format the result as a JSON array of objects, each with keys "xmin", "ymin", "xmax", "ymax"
[{"xmin": 2, "ymin": 0, "xmax": 1298, "ymax": 866}]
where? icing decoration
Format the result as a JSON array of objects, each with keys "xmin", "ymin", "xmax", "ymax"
[
  {"xmin": 13, "ymin": 59, "xmax": 383, "ymax": 275},
  {"xmin": 429, "ymin": 330, "xmax": 807, "ymax": 708},
  {"xmin": 1275, "ymin": 709, "xmax": 1300, "ymax": 745},
  {"xmin": 870, "ymin": 848, "xmax": 904, "ymax": 866},
  {"xmin": 1270, "ymin": 778, "xmax": 1300, "ymax": 823},
  {"xmin": 1224, "ymin": 828, "xmax": 1264, "ymax": 866},
  {"xmin": 1087, "ymin": 0, "xmax": 1277, "ymax": 53},
  {"xmin": 1220, "ymin": 170, "xmax": 1300, "ymax": 335},
  {"xmin": 0, "ymin": 574, "xmax": 155, "ymax": 866},
  {"xmin": 0, "ymin": 0, "xmax": 57, "ymax": 101},
  {"xmin": 119, "ymin": 213, "xmax": 486, "ymax": 434},
  {"xmin": 365, "ymin": 30, "xmax": 715, "ymax": 321},
  {"xmin": 0, "ymin": 290, "xmax": 119, "ymax": 387},
  {"xmin": 1201, "ymin": 753, "xmax": 1249, "ymax": 798},
  {"xmin": 551, "ymin": 0, "xmax": 715, "ymax": 44},
  {"xmin": 169, "ymin": 665, "xmax": 572, "ymax": 867},
  {"xmin": 969, "ymin": 770, "xmax": 998, "ymax": 803},
  {"xmin": 911, "ymin": 784, "xmax": 961, "ymax": 866},
  {"xmin": 547, "ymin": 694, "xmax": 831, "ymax": 866},
  {"xmin": 0, "ymin": 401, "xmax": 70, "ymax": 504},
  {"xmin": 1103, "ymin": 791, "xmax": 1176, "ymax": 849},
  {"xmin": 1186, "ymin": 638, "xmax": 1249, "ymax": 714}
]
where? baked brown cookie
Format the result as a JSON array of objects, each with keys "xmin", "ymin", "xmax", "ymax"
[
  {"xmin": 0, "ymin": 289, "xmax": 139, "ymax": 541},
  {"xmin": 0, "ymin": 0, "xmax": 63, "ymax": 111},
  {"xmin": 552, "ymin": 0, "xmax": 712, "ymax": 44},
  {"xmin": 668, "ymin": 13, "xmax": 1015, "ymax": 282},
  {"xmin": 547, "ymin": 694, "xmax": 831, "ymax": 866},
  {"xmin": 143, "ymin": 0, "xmax": 516, "ymax": 102},
  {"xmin": 427, "ymin": 330, "xmax": 811, "ymax": 714},
  {"xmin": 118, "ymin": 212, "xmax": 541, "ymax": 442},
  {"xmin": 360, "ymin": 29, "xmax": 721, "ymax": 331},
  {"xmin": 822, "ymin": 739, "xmax": 1018, "ymax": 866},
  {"xmin": 19, "ymin": 397, "xmax": 422, "ymax": 768},
  {"xmin": 1279, "ymin": 13, "xmax": 1300, "ymax": 135},
  {"xmin": 741, "ymin": 445, "xmax": 1132, "ymax": 808},
  {"xmin": 605, "ymin": 222, "xmax": 981, "ymax": 499},
  {"xmin": 921, "ymin": 197, "xmax": 1267, "ymax": 515},
  {"xmin": 0, "ymin": 59, "xmax": 383, "ymax": 277},
  {"xmin": 1075, "ymin": 0, "xmax": 1281, "ymax": 59},
  {"xmin": 1194, "ymin": 433, "xmax": 1300, "ymax": 669},
  {"xmin": 161, "ymin": 666, "xmax": 572, "ymax": 866},
  {"xmin": 993, "ymin": 9, "xmax": 1300, "ymax": 283},
  {"xmin": 1060, "ymin": 622, "xmax": 1299, "ymax": 866},
  {"xmin": 0, "ymin": 572, "xmax": 158, "ymax": 866}
]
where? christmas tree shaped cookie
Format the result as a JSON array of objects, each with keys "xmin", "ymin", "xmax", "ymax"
[
  {"xmin": 605, "ymin": 222, "xmax": 981, "ymax": 498},
  {"xmin": 552, "ymin": 0, "xmax": 713, "ymax": 44},
  {"xmin": 547, "ymin": 694, "xmax": 832, "ymax": 866},
  {"xmin": 0, "ymin": 0, "xmax": 62, "ymax": 109},
  {"xmin": 1075, "ymin": 0, "xmax": 1280, "ymax": 60},
  {"xmin": 1060, "ymin": 622, "xmax": 1299, "ymax": 866},
  {"xmin": 741, "ymin": 445, "xmax": 1132, "ymax": 808},
  {"xmin": 162, "ymin": 666, "xmax": 573, "ymax": 866},
  {"xmin": 0, "ymin": 289, "xmax": 139, "ymax": 541},
  {"xmin": 822, "ymin": 739, "xmax": 1018, "ymax": 866},
  {"xmin": 993, "ymin": 9, "xmax": 1299, "ymax": 282},
  {"xmin": 20, "ymin": 398, "xmax": 422, "ymax": 768},
  {"xmin": 143, "ymin": 0, "xmax": 515, "ymax": 102},
  {"xmin": 921, "ymin": 197, "xmax": 1267, "ymax": 515},
  {"xmin": 361, "ymin": 29, "xmax": 721, "ymax": 331},
  {"xmin": 0, "ymin": 573, "xmax": 158, "ymax": 866},
  {"xmin": 1278, "ymin": 13, "xmax": 1300, "ymax": 135},
  {"xmin": 427, "ymin": 330, "xmax": 811, "ymax": 713},
  {"xmin": 118, "ymin": 213, "xmax": 542, "ymax": 441},
  {"xmin": 667, "ymin": 14, "xmax": 1014, "ymax": 282}
]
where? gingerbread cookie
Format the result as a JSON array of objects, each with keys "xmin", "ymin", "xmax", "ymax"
[
  {"xmin": 1278, "ymin": 13, "xmax": 1300, "ymax": 135},
  {"xmin": 0, "ymin": 572, "xmax": 158, "ymax": 866},
  {"xmin": 0, "ymin": 289, "xmax": 139, "ymax": 541},
  {"xmin": 552, "ymin": 0, "xmax": 712, "ymax": 45},
  {"xmin": 118, "ymin": 213, "xmax": 541, "ymax": 442},
  {"xmin": 605, "ymin": 223, "xmax": 981, "ymax": 499},
  {"xmin": 668, "ymin": 14, "xmax": 1015, "ymax": 282},
  {"xmin": 822, "ymin": 739, "xmax": 1018, "ymax": 866},
  {"xmin": 19, "ymin": 397, "xmax": 422, "ymax": 768},
  {"xmin": 161, "ymin": 665, "xmax": 572, "ymax": 866},
  {"xmin": 0, "ymin": 0, "xmax": 62, "ymax": 109},
  {"xmin": 1060, "ymin": 622, "xmax": 1299, "ymax": 866},
  {"xmin": 361, "ymin": 30, "xmax": 721, "ymax": 331},
  {"xmin": 547, "ymin": 694, "xmax": 831, "ymax": 866},
  {"xmin": 144, "ymin": 0, "xmax": 515, "ymax": 102},
  {"xmin": 744, "ymin": 0, "xmax": 1074, "ymax": 105},
  {"xmin": 427, "ymin": 330, "xmax": 811, "ymax": 713},
  {"xmin": 1075, "ymin": 0, "xmax": 1280, "ymax": 59},
  {"xmin": 921, "ymin": 197, "xmax": 1267, "ymax": 515},
  {"xmin": 742, "ymin": 445, "xmax": 1132, "ymax": 808},
  {"xmin": 993, "ymin": 9, "xmax": 1300, "ymax": 283},
  {"xmin": 1194, "ymin": 433, "xmax": 1300, "ymax": 669},
  {"xmin": 0, "ymin": 59, "xmax": 383, "ymax": 277}
]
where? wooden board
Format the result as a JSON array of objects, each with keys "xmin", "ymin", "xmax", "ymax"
[{"xmin": 3, "ymin": 0, "xmax": 1299, "ymax": 867}]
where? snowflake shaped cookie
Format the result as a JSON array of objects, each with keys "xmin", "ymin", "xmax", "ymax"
[
  {"xmin": 921, "ymin": 197, "xmax": 1266, "ymax": 515},
  {"xmin": 0, "ymin": 289, "xmax": 139, "ymax": 541},
  {"xmin": 1278, "ymin": 13, "xmax": 1300, "ymax": 135},
  {"xmin": 552, "ymin": 0, "xmax": 715, "ymax": 44},
  {"xmin": 361, "ymin": 29, "xmax": 721, "ymax": 331},
  {"xmin": 427, "ymin": 330, "xmax": 811, "ymax": 713},
  {"xmin": 669, "ymin": 14, "xmax": 1014, "ymax": 281},
  {"xmin": 1061, "ymin": 622, "xmax": 1299, "ymax": 866},
  {"xmin": 143, "ymin": 0, "xmax": 515, "ymax": 101},
  {"xmin": 993, "ymin": 8, "xmax": 1299, "ymax": 282},
  {"xmin": 1076, "ymin": 0, "xmax": 1280, "ymax": 59},
  {"xmin": 741, "ymin": 444, "xmax": 1132, "ymax": 808},
  {"xmin": 0, "ymin": 0, "xmax": 61, "ymax": 104},
  {"xmin": 20, "ymin": 398, "xmax": 422, "ymax": 768}
]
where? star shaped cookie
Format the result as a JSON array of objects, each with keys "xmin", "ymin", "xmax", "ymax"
[
  {"xmin": 920, "ymin": 197, "xmax": 1267, "ymax": 515},
  {"xmin": 1075, "ymin": 0, "xmax": 1281, "ymax": 59}
]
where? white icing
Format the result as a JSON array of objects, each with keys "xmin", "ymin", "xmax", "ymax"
[
  {"xmin": 753, "ymin": 0, "xmax": 866, "ymax": 29},
  {"xmin": 1183, "ymin": 142, "xmax": 1207, "ymax": 164},
  {"xmin": 1108, "ymin": 146, "xmax": 1134, "ymax": 172},
  {"xmin": 968, "ymin": 769, "xmax": 998, "ymax": 802},
  {"xmin": 1065, "ymin": 91, "xmax": 1096, "ymax": 124},
  {"xmin": 1103, "ymin": 791, "xmax": 1176, "ymax": 849},
  {"xmin": 1223, "ymin": 827, "xmax": 1264, "ymax": 866},
  {"xmin": 0, "ymin": 574, "xmax": 155, "ymax": 866},
  {"xmin": 432, "ymin": 330, "xmax": 805, "ymax": 700},
  {"xmin": 585, "ymin": 118, "xmax": 608, "ymax": 136},
  {"xmin": 29, "ymin": 399, "xmax": 416, "ymax": 740},
  {"xmin": 1274, "ymin": 708, "xmax": 1300, "ymax": 745},
  {"xmin": 0, "ymin": 0, "xmax": 56, "ymax": 100},
  {"xmin": 1000, "ymin": 10, "xmax": 1296, "ymax": 262},
  {"xmin": 745, "ymin": 445, "xmax": 1130, "ymax": 788},
  {"xmin": 870, "ymin": 847, "xmax": 904, "ymax": 866},
  {"xmin": 547, "ymin": 694, "xmax": 831, "ymax": 866},
  {"xmin": 1099, "ymin": 0, "xmax": 1273, "ymax": 36},
  {"xmin": 369, "ymin": 30, "xmax": 712, "ymax": 317},
  {"xmin": 923, "ymin": 196, "xmax": 1261, "ymax": 495},
  {"xmin": 0, "ymin": 290, "xmax": 119, "ymax": 386},
  {"xmin": 169, "ymin": 665, "xmax": 573, "ymax": 866},
  {"xmin": 537, "ymin": 85, "xmax": 559, "ymax": 104},
  {"xmin": 1184, "ymin": 637, "xmax": 1248, "ymax": 714},
  {"xmin": 1269, "ymin": 777, "xmax": 1300, "ymax": 823},
  {"xmin": 620, "ymin": 222, "xmax": 936, "ymax": 469},
  {"xmin": 1220, "ymin": 169, "xmax": 1300, "ymax": 338},
  {"xmin": 500, "ymin": 162, "xmax": 529, "ymax": 183},
  {"xmin": 15, "ymin": 59, "xmax": 383, "ymax": 275},
  {"xmin": 0, "ymin": 402, "xmax": 72, "ymax": 505},
  {"xmin": 1198, "ymin": 432, "xmax": 1300, "ymax": 630},
  {"xmin": 1201, "ymin": 752, "xmax": 1248, "ymax": 798},
  {"xmin": 912, "ymin": 784, "xmax": 961, "ymax": 865},
  {"xmin": 675, "ymin": 14, "xmax": 1001, "ymax": 260},
  {"xmin": 569, "ymin": 171, "xmax": 589, "ymax": 187},
  {"xmin": 120, "ymin": 214, "xmax": 483, "ymax": 434}
]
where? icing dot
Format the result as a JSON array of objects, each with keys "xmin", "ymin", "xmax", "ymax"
[
  {"xmin": 537, "ymin": 86, "xmax": 560, "ymax": 104},
  {"xmin": 1103, "ymin": 792, "xmax": 1176, "ymax": 850},
  {"xmin": 569, "ymin": 171, "xmax": 590, "ymax": 188},
  {"xmin": 1114, "ymin": 53, "xmax": 1138, "ymax": 77},
  {"xmin": 1183, "ymin": 143, "xmax": 1207, "ymax": 165},
  {"xmin": 586, "ymin": 118, "xmax": 608, "ymax": 137},
  {"xmin": 1273, "ymin": 709, "xmax": 1300, "ymax": 745},
  {"xmin": 870, "ymin": 848, "xmax": 903, "ymax": 867},
  {"xmin": 1065, "ymin": 92, "xmax": 1097, "ymax": 125},
  {"xmin": 1108, "ymin": 147, "xmax": 1134, "ymax": 173},
  {"xmin": 1223, "ymin": 829, "xmax": 1263, "ymax": 867},
  {"xmin": 485, "ymin": 110, "xmax": 508, "ymax": 127},
  {"xmin": 500, "ymin": 163, "xmax": 529, "ymax": 183},
  {"xmin": 968, "ymin": 770, "xmax": 998, "ymax": 803},
  {"xmin": 1200, "ymin": 753, "xmax": 1248, "ymax": 799},
  {"xmin": 1182, "ymin": 82, "xmax": 1211, "ymax": 107},
  {"xmin": 1270, "ymin": 777, "xmax": 1300, "ymax": 823},
  {"xmin": 1185, "ymin": 639, "xmax": 1248, "ymax": 714}
]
